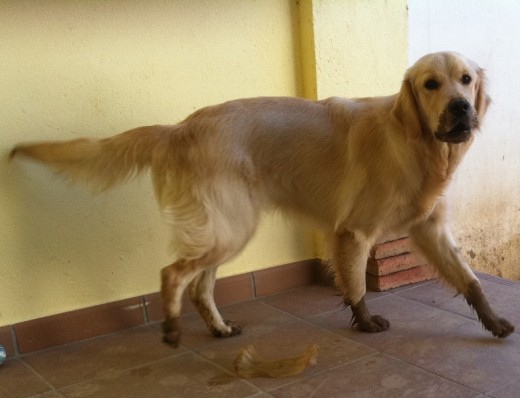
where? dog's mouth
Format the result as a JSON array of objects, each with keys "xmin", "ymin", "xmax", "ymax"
[
  {"xmin": 434, "ymin": 101, "xmax": 479, "ymax": 144},
  {"xmin": 434, "ymin": 122, "xmax": 472, "ymax": 143}
]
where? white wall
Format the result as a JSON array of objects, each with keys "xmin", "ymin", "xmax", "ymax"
[{"xmin": 409, "ymin": 0, "xmax": 520, "ymax": 280}]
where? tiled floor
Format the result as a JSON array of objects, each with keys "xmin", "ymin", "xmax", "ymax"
[{"xmin": 2, "ymin": 275, "xmax": 519, "ymax": 398}]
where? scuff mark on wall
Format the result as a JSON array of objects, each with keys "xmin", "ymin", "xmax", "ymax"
[
  {"xmin": 452, "ymin": 200, "xmax": 520, "ymax": 281},
  {"xmin": 462, "ymin": 233, "xmax": 520, "ymax": 280}
]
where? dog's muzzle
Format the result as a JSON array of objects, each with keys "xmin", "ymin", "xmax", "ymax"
[{"xmin": 434, "ymin": 98, "xmax": 475, "ymax": 144}]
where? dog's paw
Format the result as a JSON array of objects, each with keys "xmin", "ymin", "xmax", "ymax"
[
  {"xmin": 162, "ymin": 318, "xmax": 182, "ymax": 348},
  {"xmin": 356, "ymin": 315, "xmax": 390, "ymax": 333},
  {"xmin": 211, "ymin": 320, "xmax": 242, "ymax": 338},
  {"xmin": 162, "ymin": 332, "xmax": 181, "ymax": 348},
  {"xmin": 487, "ymin": 317, "xmax": 515, "ymax": 338}
]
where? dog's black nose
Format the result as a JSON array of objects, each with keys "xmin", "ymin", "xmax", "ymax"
[{"xmin": 448, "ymin": 98, "xmax": 470, "ymax": 116}]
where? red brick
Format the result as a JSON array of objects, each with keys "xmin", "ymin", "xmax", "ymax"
[
  {"xmin": 375, "ymin": 232, "xmax": 408, "ymax": 244},
  {"xmin": 367, "ymin": 252, "xmax": 427, "ymax": 276},
  {"xmin": 370, "ymin": 237, "xmax": 412, "ymax": 259},
  {"xmin": 366, "ymin": 264, "xmax": 437, "ymax": 291}
]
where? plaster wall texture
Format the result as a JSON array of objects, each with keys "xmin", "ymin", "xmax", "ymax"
[{"xmin": 1, "ymin": 0, "xmax": 308, "ymax": 325}]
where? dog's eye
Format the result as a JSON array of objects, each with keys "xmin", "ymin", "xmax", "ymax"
[
  {"xmin": 424, "ymin": 79, "xmax": 439, "ymax": 90},
  {"xmin": 461, "ymin": 74, "xmax": 472, "ymax": 85}
]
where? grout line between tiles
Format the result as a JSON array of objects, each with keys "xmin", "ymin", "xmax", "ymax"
[
  {"xmin": 198, "ymin": 352, "xmax": 264, "ymax": 394},
  {"xmin": 20, "ymin": 357, "xmax": 63, "ymax": 397},
  {"xmin": 184, "ymin": 304, "xmax": 380, "ymax": 391},
  {"xmin": 189, "ymin": 317, "xmax": 305, "ymax": 355},
  {"xmin": 255, "ymin": 300, "xmax": 303, "ymax": 320},
  {"xmin": 379, "ymin": 351, "xmax": 484, "ymax": 395},
  {"xmin": 43, "ymin": 349, "xmax": 197, "ymax": 395},
  {"xmin": 251, "ymin": 272, "xmax": 259, "ymax": 299},
  {"xmin": 392, "ymin": 289, "xmax": 483, "ymax": 324},
  {"xmin": 10, "ymin": 324, "xmax": 21, "ymax": 358},
  {"xmin": 385, "ymin": 279, "xmax": 437, "ymax": 295},
  {"xmin": 27, "ymin": 392, "xmax": 67, "ymax": 398},
  {"xmin": 250, "ymin": 272, "xmax": 258, "ymax": 300},
  {"xmin": 296, "ymin": 315, "xmax": 383, "ymax": 357},
  {"xmin": 264, "ymin": 351, "xmax": 382, "ymax": 394},
  {"xmin": 485, "ymin": 380, "xmax": 519, "ymax": 397},
  {"xmin": 229, "ymin": 301, "xmax": 386, "ymax": 380},
  {"xmin": 189, "ymin": 295, "xmax": 510, "ymax": 394},
  {"xmin": 256, "ymin": 287, "xmax": 388, "ymax": 336},
  {"xmin": 13, "ymin": 281, "xmax": 515, "ymax": 397},
  {"xmin": 476, "ymin": 271, "xmax": 520, "ymax": 288},
  {"xmin": 246, "ymin": 392, "xmax": 276, "ymax": 398},
  {"xmin": 173, "ymin": 347, "xmax": 264, "ymax": 396},
  {"xmin": 18, "ymin": 324, "xmax": 163, "ymax": 359},
  {"xmin": 140, "ymin": 295, "xmax": 150, "ymax": 324}
]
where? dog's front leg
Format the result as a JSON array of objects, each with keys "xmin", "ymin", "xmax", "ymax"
[
  {"xmin": 332, "ymin": 229, "xmax": 390, "ymax": 333},
  {"xmin": 410, "ymin": 202, "xmax": 514, "ymax": 338}
]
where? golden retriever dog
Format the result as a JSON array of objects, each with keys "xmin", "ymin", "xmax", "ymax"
[{"xmin": 11, "ymin": 52, "xmax": 514, "ymax": 347}]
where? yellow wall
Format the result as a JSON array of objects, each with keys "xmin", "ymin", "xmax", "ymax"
[
  {"xmin": 300, "ymin": 0, "xmax": 409, "ymax": 257},
  {"xmin": 310, "ymin": 0, "xmax": 408, "ymax": 98},
  {"xmin": 1, "ymin": 0, "xmax": 408, "ymax": 325}
]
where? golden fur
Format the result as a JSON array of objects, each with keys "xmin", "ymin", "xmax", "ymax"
[{"xmin": 11, "ymin": 52, "xmax": 514, "ymax": 345}]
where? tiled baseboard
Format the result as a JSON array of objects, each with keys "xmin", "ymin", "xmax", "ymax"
[{"xmin": 1, "ymin": 259, "xmax": 322, "ymax": 357}]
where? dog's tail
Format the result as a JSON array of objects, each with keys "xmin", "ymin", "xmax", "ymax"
[{"xmin": 10, "ymin": 125, "xmax": 171, "ymax": 192}]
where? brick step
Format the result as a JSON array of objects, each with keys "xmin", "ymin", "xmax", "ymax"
[
  {"xmin": 370, "ymin": 237, "xmax": 412, "ymax": 259},
  {"xmin": 367, "ymin": 251, "xmax": 427, "ymax": 276},
  {"xmin": 366, "ymin": 264, "xmax": 436, "ymax": 291}
]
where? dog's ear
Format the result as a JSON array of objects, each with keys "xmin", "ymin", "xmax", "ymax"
[
  {"xmin": 391, "ymin": 78, "xmax": 423, "ymax": 139},
  {"xmin": 475, "ymin": 68, "xmax": 491, "ymax": 122}
]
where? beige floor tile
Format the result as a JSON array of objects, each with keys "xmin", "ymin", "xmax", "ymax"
[
  {"xmin": 488, "ymin": 380, "xmax": 520, "ymax": 398},
  {"xmin": 58, "ymin": 352, "xmax": 259, "ymax": 398},
  {"xmin": 0, "ymin": 359, "xmax": 52, "ymax": 398},
  {"xmin": 170, "ymin": 300, "xmax": 298, "ymax": 349},
  {"xmin": 7, "ymin": 278, "xmax": 520, "ymax": 398},
  {"xmin": 23, "ymin": 326, "xmax": 182, "ymax": 389},
  {"xmin": 312, "ymin": 294, "xmax": 520, "ymax": 394},
  {"xmin": 396, "ymin": 278, "xmax": 519, "ymax": 330},
  {"xmin": 198, "ymin": 320, "xmax": 376, "ymax": 391},
  {"xmin": 270, "ymin": 354, "xmax": 480, "ymax": 398},
  {"xmin": 260, "ymin": 285, "xmax": 344, "ymax": 319}
]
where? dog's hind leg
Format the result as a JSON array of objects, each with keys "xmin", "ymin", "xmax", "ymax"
[
  {"xmin": 161, "ymin": 246, "xmax": 243, "ymax": 347},
  {"xmin": 410, "ymin": 201, "xmax": 514, "ymax": 338},
  {"xmin": 332, "ymin": 229, "xmax": 390, "ymax": 333},
  {"xmin": 161, "ymin": 258, "xmax": 203, "ymax": 347},
  {"xmin": 160, "ymin": 181, "xmax": 259, "ymax": 347},
  {"xmin": 188, "ymin": 267, "xmax": 242, "ymax": 338},
  {"xmin": 162, "ymin": 237, "xmax": 254, "ymax": 347}
]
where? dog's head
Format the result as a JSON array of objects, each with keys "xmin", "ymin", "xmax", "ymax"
[{"xmin": 392, "ymin": 52, "xmax": 491, "ymax": 143}]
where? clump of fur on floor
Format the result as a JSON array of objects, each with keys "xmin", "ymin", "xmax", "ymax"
[{"xmin": 234, "ymin": 344, "xmax": 318, "ymax": 378}]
